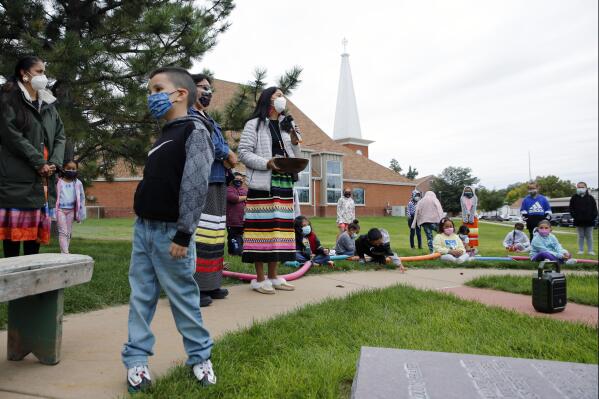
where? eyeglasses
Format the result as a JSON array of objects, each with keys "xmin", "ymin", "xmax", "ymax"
[{"xmin": 196, "ymin": 85, "xmax": 211, "ymax": 91}]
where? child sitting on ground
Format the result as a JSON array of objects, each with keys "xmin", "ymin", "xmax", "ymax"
[
  {"xmin": 457, "ymin": 225, "xmax": 473, "ymax": 256},
  {"xmin": 355, "ymin": 228, "xmax": 405, "ymax": 272},
  {"xmin": 530, "ymin": 219, "xmax": 574, "ymax": 264},
  {"xmin": 434, "ymin": 218, "xmax": 470, "ymax": 264},
  {"xmin": 335, "ymin": 219, "xmax": 360, "ymax": 259},
  {"xmin": 503, "ymin": 222, "xmax": 531, "ymax": 252},
  {"xmin": 294, "ymin": 216, "xmax": 334, "ymax": 266}
]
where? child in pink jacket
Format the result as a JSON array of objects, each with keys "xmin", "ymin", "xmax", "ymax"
[{"xmin": 55, "ymin": 161, "xmax": 86, "ymax": 254}]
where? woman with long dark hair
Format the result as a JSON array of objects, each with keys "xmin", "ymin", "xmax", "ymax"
[
  {"xmin": 238, "ymin": 87, "xmax": 302, "ymax": 294},
  {"xmin": 0, "ymin": 56, "xmax": 66, "ymax": 257}
]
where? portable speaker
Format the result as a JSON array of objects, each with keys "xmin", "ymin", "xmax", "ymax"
[{"xmin": 532, "ymin": 261, "xmax": 567, "ymax": 313}]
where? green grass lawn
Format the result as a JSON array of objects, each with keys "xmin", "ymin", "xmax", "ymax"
[
  {"xmin": 74, "ymin": 216, "xmax": 599, "ymax": 256},
  {"xmin": 2, "ymin": 217, "xmax": 596, "ymax": 330},
  {"xmin": 135, "ymin": 285, "xmax": 598, "ymax": 399},
  {"xmin": 466, "ymin": 274, "xmax": 599, "ymax": 306},
  {"xmin": 0, "ymin": 237, "xmax": 132, "ymax": 330}
]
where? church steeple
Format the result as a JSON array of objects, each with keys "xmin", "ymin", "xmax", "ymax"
[{"xmin": 333, "ymin": 39, "xmax": 374, "ymax": 157}]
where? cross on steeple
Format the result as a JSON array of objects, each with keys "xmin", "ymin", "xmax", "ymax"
[{"xmin": 342, "ymin": 37, "xmax": 348, "ymax": 54}]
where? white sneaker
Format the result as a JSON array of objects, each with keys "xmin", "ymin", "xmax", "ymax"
[
  {"xmin": 565, "ymin": 258, "xmax": 577, "ymax": 265},
  {"xmin": 193, "ymin": 359, "xmax": 216, "ymax": 386},
  {"xmin": 270, "ymin": 277, "xmax": 295, "ymax": 291},
  {"xmin": 127, "ymin": 365, "xmax": 151, "ymax": 393},
  {"xmin": 577, "ymin": 251, "xmax": 584, "ymax": 255},
  {"xmin": 589, "ymin": 251, "xmax": 596, "ymax": 256},
  {"xmin": 250, "ymin": 279, "xmax": 275, "ymax": 294}
]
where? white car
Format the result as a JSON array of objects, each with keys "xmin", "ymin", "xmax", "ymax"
[{"xmin": 505, "ymin": 215, "xmax": 523, "ymax": 222}]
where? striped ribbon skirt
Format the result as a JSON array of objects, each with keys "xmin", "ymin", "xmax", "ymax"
[
  {"xmin": 0, "ymin": 208, "xmax": 51, "ymax": 244},
  {"xmin": 241, "ymin": 173, "xmax": 296, "ymax": 264},
  {"xmin": 194, "ymin": 183, "xmax": 226, "ymax": 291},
  {"xmin": 465, "ymin": 217, "xmax": 479, "ymax": 248}
]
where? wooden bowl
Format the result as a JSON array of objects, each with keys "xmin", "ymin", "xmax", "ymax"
[{"xmin": 274, "ymin": 157, "xmax": 309, "ymax": 174}]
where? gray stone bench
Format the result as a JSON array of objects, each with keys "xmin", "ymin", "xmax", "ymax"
[
  {"xmin": 0, "ymin": 254, "xmax": 94, "ymax": 365},
  {"xmin": 352, "ymin": 347, "xmax": 598, "ymax": 398}
]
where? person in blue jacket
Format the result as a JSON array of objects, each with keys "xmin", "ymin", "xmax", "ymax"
[
  {"xmin": 520, "ymin": 182, "xmax": 552, "ymax": 240},
  {"xmin": 530, "ymin": 220, "xmax": 574, "ymax": 264},
  {"xmin": 189, "ymin": 74, "xmax": 238, "ymax": 307}
]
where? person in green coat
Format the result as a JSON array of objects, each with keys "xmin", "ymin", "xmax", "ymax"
[{"xmin": 0, "ymin": 56, "xmax": 66, "ymax": 257}]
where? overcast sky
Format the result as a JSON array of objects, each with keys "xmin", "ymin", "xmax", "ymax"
[{"xmin": 193, "ymin": 0, "xmax": 598, "ymax": 189}]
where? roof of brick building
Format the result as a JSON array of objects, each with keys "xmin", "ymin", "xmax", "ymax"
[{"xmin": 111, "ymin": 78, "xmax": 415, "ymax": 186}]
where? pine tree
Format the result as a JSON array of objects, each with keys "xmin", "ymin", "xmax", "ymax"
[
  {"xmin": 406, "ymin": 165, "xmax": 419, "ymax": 180},
  {"xmin": 389, "ymin": 158, "xmax": 402, "ymax": 174},
  {"xmin": 431, "ymin": 166, "xmax": 480, "ymax": 214},
  {"xmin": 0, "ymin": 0, "xmax": 235, "ymax": 180}
]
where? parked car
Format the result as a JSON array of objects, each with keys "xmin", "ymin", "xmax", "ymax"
[
  {"xmin": 505, "ymin": 215, "xmax": 523, "ymax": 222},
  {"xmin": 559, "ymin": 213, "xmax": 574, "ymax": 227},
  {"xmin": 550, "ymin": 213, "xmax": 564, "ymax": 226}
]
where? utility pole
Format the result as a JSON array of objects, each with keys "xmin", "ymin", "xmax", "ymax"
[{"xmin": 528, "ymin": 151, "xmax": 532, "ymax": 182}]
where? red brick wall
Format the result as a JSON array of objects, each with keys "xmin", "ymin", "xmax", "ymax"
[
  {"xmin": 86, "ymin": 180, "xmax": 138, "ymax": 218},
  {"xmin": 88, "ymin": 179, "xmax": 414, "ymax": 219},
  {"xmin": 341, "ymin": 143, "xmax": 369, "ymax": 158}
]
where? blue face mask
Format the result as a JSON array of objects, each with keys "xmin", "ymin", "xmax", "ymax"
[
  {"xmin": 302, "ymin": 225, "xmax": 312, "ymax": 236},
  {"xmin": 148, "ymin": 91, "xmax": 176, "ymax": 119}
]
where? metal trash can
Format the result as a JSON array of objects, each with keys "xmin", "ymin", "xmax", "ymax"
[{"xmin": 532, "ymin": 261, "xmax": 567, "ymax": 313}]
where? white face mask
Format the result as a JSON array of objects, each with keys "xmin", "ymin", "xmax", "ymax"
[
  {"xmin": 30, "ymin": 74, "xmax": 48, "ymax": 91},
  {"xmin": 576, "ymin": 188, "xmax": 587, "ymax": 196},
  {"xmin": 273, "ymin": 96, "xmax": 286, "ymax": 113}
]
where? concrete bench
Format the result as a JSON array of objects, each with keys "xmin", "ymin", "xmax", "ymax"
[{"xmin": 0, "ymin": 254, "xmax": 94, "ymax": 365}]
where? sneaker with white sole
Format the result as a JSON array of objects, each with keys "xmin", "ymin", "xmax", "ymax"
[
  {"xmin": 127, "ymin": 365, "xmax": 152, "ymax": 393},
  {"xmin": 577, "ymin": 251, "xmax": 584, "ymax": 255},
  {"xmin": 565, "ymin": 258, "xmax": 577, "ymax": 265},
  {"xmin": 193, "ymin": 359, "xmax": 217, "ymax": 386},
  {"xmin": 589, "ymin": 251, "xmax": 596, "ymax": 256},
  {"xmin": 270, "ymin": 277, "xmax": 295, "ymax": 291},
  {"xmin": 250, "ymin": 278, "xmax": 275, "ymax": 294}
]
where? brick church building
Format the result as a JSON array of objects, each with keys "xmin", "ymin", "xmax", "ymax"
[{"xmin": 86, "ymin": 49, "xmax": 418, "ymax": 218}]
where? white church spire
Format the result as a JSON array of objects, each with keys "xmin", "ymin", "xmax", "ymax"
[{"xmin": 333, "ymin": 39, "xmax": 363, "ymax": 140}]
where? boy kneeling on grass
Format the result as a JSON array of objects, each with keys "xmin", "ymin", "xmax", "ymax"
[
  {"xmin": 355, "ymin": 228, "xmax": 405, "ymax": 272},
  {"xmin": 121, "ymin": 67, "xmax": 216, "ymax": 393}
]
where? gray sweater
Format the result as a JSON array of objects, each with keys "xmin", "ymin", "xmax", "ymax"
[
  {"xmin": 335, "ymin": 231, "xmax": 356, "ymax": 255},
  {"xmin": 238, "ymin": 117, "xmax": 301, "ymax": 191}
]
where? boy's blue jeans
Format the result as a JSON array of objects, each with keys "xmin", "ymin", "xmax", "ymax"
[
  {"xmin": 121, "ymin": 218, "xmax": 213, "ymax": 369},
  {"xmin": 296, "ymin": 251, "xmax": 331, "ymax": 265}
]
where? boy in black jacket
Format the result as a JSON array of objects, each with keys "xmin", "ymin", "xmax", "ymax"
[
  {"xmin": 569, "ymin": 182, "xmax": 598, "ymax": 255},
  {"xmin": 355, "ymin": 228, "xmax": 405, "ymax": 271},
  {"xmin": 121, "ymin": 67, "xmax": 216, "ymax": 392}
]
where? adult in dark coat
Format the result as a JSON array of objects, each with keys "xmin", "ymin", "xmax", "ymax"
[
  {"xmin": 569, "ymin": 182, "xmax": 597, "ymax": 255},
  {"xmin": 0, "ymin": 56, "xmax": 66, "ymax": 257}
]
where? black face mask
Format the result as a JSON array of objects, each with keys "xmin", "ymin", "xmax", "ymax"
[
  {"xmin": 343, "ymin": 192, "xmax": 351, "ymax": 198},
  {"xmin": 199, "ymin": 93, "xmax": 212, "ymax": 107},
  {"xmin": 63, "ymin": 170, "xmax": 77, "ymax": 179},
  {"xmin": 233, "ymin": 180, "xmax": 242, "ymax": 187},
  {"xmin": 464, "ymin": 192, "xmax": 473, "ymax": 198}
]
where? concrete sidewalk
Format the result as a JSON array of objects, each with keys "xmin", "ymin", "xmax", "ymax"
[{"xmin": 0, "ymin": 268, "xmax": 595, "ymax": 399}]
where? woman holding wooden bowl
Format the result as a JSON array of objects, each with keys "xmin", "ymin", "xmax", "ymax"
[{"xmin": 238, "ymin": 87, "xmax": 306, "ymax": 294}]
